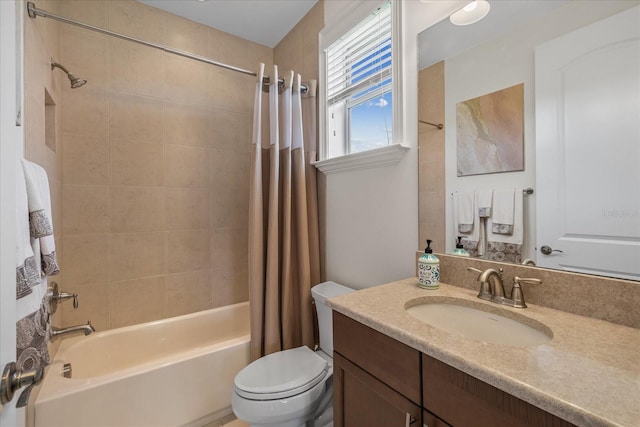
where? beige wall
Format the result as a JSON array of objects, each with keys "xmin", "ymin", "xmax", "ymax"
[
  {"xmin": 23, "ymin": 0, "xmax": 63, "ymax": 328},
  {"xmin": 273, "ymin": 1, "xmax": 322, "ymax": 84},
  {"xmin": 418, "ymin": 62, "xmax": 445, "ymax": 252},
  {"xmin": 57, "ymin": 0, "xmax": 272, "ymax": 330}
]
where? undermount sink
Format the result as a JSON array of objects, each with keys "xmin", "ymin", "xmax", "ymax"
[{"xmin": 405, "ymin": 297, "xmax": 553, "ymax": 347}]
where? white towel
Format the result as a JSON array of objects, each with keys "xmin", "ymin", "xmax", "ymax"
[
  {"xmin": 477, "ymin": 190, "xmax": 492, "ymax": 218},
  {"xmin": 455, "ymin": 191, "xmax": 475, "ymax": 233},
  {"xmin": 16, "ymin": 163, "xmax": 39, "ymax": 299},
  {"xmin": 488, "ymin": 189, "xmax": 523, "ymax": 244},
  {"xmin": 453, "ymin": 192, "xmax": 483, "ymax": 255},
  {"xmin": 491, "ymin": 189, "xmax": 515, "ymax": 235},
  {"xmin": 21, "ymin": 160, "xmax": 59, "ymax": 277}
]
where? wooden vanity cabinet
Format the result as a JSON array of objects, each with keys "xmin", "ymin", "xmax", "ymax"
[
  {"xmin": 333, "ymin": 312, "xmax": 576, "ymax": 427},
  {"xmin": 422, "ymin": 354, "xmax": 576, "ymax": 427},
  {"xmin": 333, "ymin": 312, "xmax": 436, "ymax": 427}
]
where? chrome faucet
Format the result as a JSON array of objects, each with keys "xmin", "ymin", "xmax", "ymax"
[
  {"xmin": 467, "ymin": 267, "xmax": 542, "ymax": 309},
  {"xmin": 50, "ymin": 321, "xmax": 95, "ymax": 340}
]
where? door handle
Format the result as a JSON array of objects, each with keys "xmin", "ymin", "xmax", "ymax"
[
  {"xmin": 540, "ymin": 245, "xmax": 563, "ymax": 255},
  {"xmin": 1, "ymin": 362, "xmax": 43, "ymax": 404}
]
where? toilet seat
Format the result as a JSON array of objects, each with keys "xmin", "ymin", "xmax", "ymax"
[{"xmin": 234, "ymin": 346, "xmax": 328, "ymax": 401}]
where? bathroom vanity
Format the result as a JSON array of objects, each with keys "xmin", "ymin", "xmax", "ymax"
[{"xmin": 329, "ymin": 279, "xmax": 639, "ymax": 427}]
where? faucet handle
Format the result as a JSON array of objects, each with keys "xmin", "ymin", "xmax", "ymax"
[
  {"xmin": 466, "ymin": 267, "xmax": 482, "ymax": 276},
  {"xmin": 514, "ymin": 276, "xmax": 542, "ymax": 285},
  {"xmin": 47, "ymin": 282, "xmax": 79, "ymax": 313},
  {"xmin": 509, "ymin": 277, "xmax": 542, "ymax": 308}
]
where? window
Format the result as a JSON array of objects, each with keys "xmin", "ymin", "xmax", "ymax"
[{"xmin": 324, "ymin": 1, "xmax": 393, "ymax": 159}]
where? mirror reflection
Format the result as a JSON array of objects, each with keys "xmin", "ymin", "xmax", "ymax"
[{"xmin": 417, "ymin": 0, "xmax": 640, "ymax": 281}]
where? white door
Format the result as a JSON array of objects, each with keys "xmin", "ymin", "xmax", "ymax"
[
  {"xmin": 535, "ymin": 6, "xmax": 640, "ymax": 280},
  {"xmin": 1, "ymin": 1, "xmax": 20, "ymax": 425}
]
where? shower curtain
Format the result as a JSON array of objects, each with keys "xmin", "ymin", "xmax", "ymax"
[{"xmin": 248, "ymin": 63, "xmax": 321, "ymax": 360}]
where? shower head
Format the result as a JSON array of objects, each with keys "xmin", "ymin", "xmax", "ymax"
[{"xmin": 50, "ymin": 58, "xmax": 87, "ymax": 89}]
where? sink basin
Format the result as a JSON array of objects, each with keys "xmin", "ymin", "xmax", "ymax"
[{"xmin": 405, "ymin": 297, "xmax": 552, "ymax": 347}]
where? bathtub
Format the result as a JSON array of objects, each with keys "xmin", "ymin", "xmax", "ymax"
[{"xmin": 32, "ymin": 302, "xmax": 250, "ymax": 427}]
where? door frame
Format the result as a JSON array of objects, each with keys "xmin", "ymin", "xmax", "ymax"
[{"xmin": 0, "ymin": 0, "xmax": 22, "ymax": 424}]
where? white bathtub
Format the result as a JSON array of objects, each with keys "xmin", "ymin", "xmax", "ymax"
[{"xmin": 32, "ymin": 302, "xmax": 250, "ymax": 427}]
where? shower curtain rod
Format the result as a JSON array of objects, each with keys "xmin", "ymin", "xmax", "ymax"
[{"xmin": 26, "ymin": 2, "xmax": 309, "ymax": 94}]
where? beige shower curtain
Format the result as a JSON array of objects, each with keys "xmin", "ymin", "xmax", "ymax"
[{"xmin": 248, "ymin": 64, "xmax": 320, "ymax": 360}]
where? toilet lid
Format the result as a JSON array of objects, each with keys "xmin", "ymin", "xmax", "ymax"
[{"xmin": 234, "ymin": 346, "xmax": 328, "ymax": 400}]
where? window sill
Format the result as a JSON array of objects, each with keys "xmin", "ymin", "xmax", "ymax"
[{"xmin": 313, "ymin": 144, "xmax": 410, "ymax": 175}]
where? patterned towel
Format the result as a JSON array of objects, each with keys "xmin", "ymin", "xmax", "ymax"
[
  {"xmin": 21, "ymin": 159, "xmax": 59, "ymax": 277},
  {"xmin": 16, "ymin": 164, "xmax": 40, "ymax": 299}
]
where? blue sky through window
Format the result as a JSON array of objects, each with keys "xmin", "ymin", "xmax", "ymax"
[
  {"xmin": 348, "ymin": 37, "xmax": 392, "ymax": 153},
  {"xmin": 350, "ymin": 90, "xmax": 392, "ymax": 153}
]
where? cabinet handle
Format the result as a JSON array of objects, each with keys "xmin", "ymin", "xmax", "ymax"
[{"xmin": 405, "ymin": 413, "xmax": 416, "ymax": 426}]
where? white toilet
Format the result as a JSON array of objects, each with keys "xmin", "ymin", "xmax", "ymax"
[{"xmin": 231, "ymin": 281, "xmax": 354, "ymax": 427}]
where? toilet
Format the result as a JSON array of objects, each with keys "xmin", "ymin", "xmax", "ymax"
[{"xmin": 231, "ymin": 281, "xmax": 354, "ymax": 427}]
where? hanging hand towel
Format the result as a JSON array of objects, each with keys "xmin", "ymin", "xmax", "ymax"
[
  {"xmin": 21, "ymin": 159, "xmax": 60, "ymax": 277},
  {"xmin": 455, "ymin": 191, "xmax": 475, "ymax": 233},
  {"xmin": 16, "ymin": 163, "xmax": 40, "ymax": 299},
  {"xmin": 491, "ymin": 189, "xmax": 515, "ymax": 235},
  {"xmin": 453, "ymin": 192, "xmax": 483, "ymax": 257},
  {"xmin": 478, "ymin": 190, "xmax": 493, "ymax": 218},
  {"xmin": 486, "ymin": 189, "xmax": 523, "ymax": 263}
]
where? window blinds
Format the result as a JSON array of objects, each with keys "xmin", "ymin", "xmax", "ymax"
[{"xmin": 326, "ymin": 1, "xmax": 392, "ymax": 106}]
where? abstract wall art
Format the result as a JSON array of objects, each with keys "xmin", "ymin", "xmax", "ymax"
[{"xmin": 456, "ymin": 83, "xmax": 524, "ymax": 176}]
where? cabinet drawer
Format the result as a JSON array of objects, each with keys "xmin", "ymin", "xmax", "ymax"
[
  {"xmin": 333, "ymin": 312, "xmax": 421, "ymax": 404},
  {"xmin": 422, "ymin": 354, "xmax": 576, "ymax": 427}
]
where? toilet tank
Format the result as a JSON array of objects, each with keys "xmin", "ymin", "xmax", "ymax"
[{"xmin": 311, "ymin": 281, "xmax": 354, "ymax": 355}]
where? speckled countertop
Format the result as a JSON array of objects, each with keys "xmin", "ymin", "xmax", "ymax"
[{"xmin": 327, "ymin": 279, "xmax": 640, "ymax": 427}]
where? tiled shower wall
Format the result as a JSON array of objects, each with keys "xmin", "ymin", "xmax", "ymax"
[
  {"xmin": 58, "ymin": 0, "xmax": 272, "ymax": 330},
  {"xmin": 418, "ymin": 62, "xmax": 446, "ymax": 251},
  {"xmin": 23, "ymin": 0, "xmax": 63, "ymax": 328}
]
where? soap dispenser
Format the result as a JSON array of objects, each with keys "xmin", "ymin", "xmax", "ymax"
[
  {"xmin": 453, "ymin": 236, "xmax": 470, "ymax": 257},
  {"xmin": 418, "ymin": 239, "xmax": 440, "ymax": 289}
]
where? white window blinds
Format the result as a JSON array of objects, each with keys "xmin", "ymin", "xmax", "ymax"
[{"xmin": 326, "ymin": 1, "xmax": 392, "ymax": 106}]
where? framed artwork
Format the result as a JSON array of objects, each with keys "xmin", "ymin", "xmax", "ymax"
[{"xmin": 456, "ymin": 83, "xmax": 524, "ymax": 176}]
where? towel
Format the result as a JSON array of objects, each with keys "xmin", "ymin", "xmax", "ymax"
[
  {"xmin": 453, "ymin": 192, "xmax": 483, "ymax": 256},
  {"xmin": 491, "ymin": 189, "xmax": 515, "ymax": 235},
  {"xmin": 455, "ymin": 191, "xmax": 475, "ymax": 233},
  {"xmin": 16, "ymin": 163, "xmax": 40, "ymax": 299},
  {"xmin": 16, "ymin": 160, "xmax": 53, "ymax": 394},
  {"xmin": 21, "ymin": 159, "xmax": 59, "ymax": 277},
  {"xmin": 486, "ymin": 189, "xmax": 523, "ymax": 263},
  {"xmin": 478, "ymin": 190, "xmax": 492, "ymax": 218}
]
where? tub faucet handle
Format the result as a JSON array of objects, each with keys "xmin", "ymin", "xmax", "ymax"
[{"xmin": 47, "ymin": 282, "xmax": 79, "ymax": 313}]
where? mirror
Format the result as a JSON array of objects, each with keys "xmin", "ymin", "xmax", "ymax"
[{"xmin": 417, "ymin": 0, "xmax": 640, "ymax": 281}]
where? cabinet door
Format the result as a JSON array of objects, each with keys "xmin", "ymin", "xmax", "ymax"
[
  {"xmin": 333, "ymin": 312, "xmax": 421, "ymax": 404},
  {"xmin": 334, "ymin": 352, "xmax": 421, "ymax": 427},
  {"xmin": 423, "ymin": 410, "xmax": 451, "ymax": 427},
  {"xmin": 422, "ymin": 354, "xmax": 576, "ymax": 427}
]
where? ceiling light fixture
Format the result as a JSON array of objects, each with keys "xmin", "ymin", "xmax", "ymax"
[{"xmin": 450, "ymin": 0, "xmax": 491, "ymax": 26}]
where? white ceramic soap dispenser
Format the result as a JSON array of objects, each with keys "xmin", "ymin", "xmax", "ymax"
[{"xmin": 418, "ymin": 239, "xmax": 440, "ymax": 289}]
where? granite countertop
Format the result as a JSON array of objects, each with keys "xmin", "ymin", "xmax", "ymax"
[{"xmin": 327, "ymin": 279, "xmax": 640, "ymax": 427}]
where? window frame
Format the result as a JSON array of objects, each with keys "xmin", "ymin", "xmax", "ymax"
[{"xmin": 316, "ymin": 0, "xmax": 406, "ymax": 172}]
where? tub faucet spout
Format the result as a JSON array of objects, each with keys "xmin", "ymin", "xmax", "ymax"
[{"xmin": 51, "ymin": 321, "xmax": 95, "ymax": 340}]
